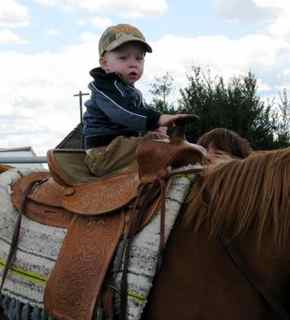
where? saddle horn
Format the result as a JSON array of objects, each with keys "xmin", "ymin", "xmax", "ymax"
[{"xmin": 169, "ymin": 114, "xmax": 199, "ymax": 143}]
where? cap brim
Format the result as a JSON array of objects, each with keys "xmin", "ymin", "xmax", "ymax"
[{"xmin": 107, "ymin": 36, "xmax": 152, "ymax": 53}]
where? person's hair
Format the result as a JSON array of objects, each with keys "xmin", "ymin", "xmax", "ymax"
[{"xmin": 197, "ymin": 128, "xmax": 252, "ymax": 159}]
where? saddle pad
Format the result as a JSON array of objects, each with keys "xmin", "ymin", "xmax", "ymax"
[
  {"xmin": 0, "ymin": 167, "xmax": 197, "ymax": 320},
  {"xmin": 0, "ymin": 168, "xmax": 66, "ymax": 308}
]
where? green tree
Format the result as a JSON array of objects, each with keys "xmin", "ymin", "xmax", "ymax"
[
  {"xmin": 178, "ymin": 66, "xmax": 277, "ymax": 150},
  {"xmin": 149, "ymin": 73, "xmax": 175, "ymax": 113},
  {"xmin": 274, "ymin": 89, "xmax": 290, "ymax": 148}
]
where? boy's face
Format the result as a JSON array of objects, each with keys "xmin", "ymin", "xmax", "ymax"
[{"xmin": 100, "ymin": 42, "xmax": 145, "ymax": 85}]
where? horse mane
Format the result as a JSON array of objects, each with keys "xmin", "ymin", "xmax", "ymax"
[{"xmin": 184, "ymin": 147, "xmax": 290, "ymax": 247}]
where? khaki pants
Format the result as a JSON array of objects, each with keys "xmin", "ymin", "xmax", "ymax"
[{"xmin": 85, "ymin": 136, "xmax": 141, "ymax": 177}]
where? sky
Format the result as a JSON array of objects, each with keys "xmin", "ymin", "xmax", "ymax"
[{"xmin": 1, "ymin": 0, "xmax": 290, "ymax": 155}]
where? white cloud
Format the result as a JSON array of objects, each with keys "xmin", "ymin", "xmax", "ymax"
[
  {"xmin": 215, "ymin": 0, "xmax": 290, "ymax": 38},
  {"xmin": 90, "ymin": 16, "xmax": 112, "ymax": 29},
  {"xmin": 254, "ymin": 0, "xmax": 289, "ymax": 8},
  {"xmin": 0, "ymin": 29, "xmax": 27, "ymax": 44},
  {"xmin": 33, "ymin": 0, "xmax": 54, "ymax": 6},
  {"xmin": 0, "ymin": 40, "xmax": 99, "ymax": 154},
  {"xmin": 34, "ymin": 0, "xmax": 168, "ymax": 17},
  {"xmin": 253, "ymin": 1, "xmax": 290, "ymax": 37},
  {"xmin": 0, "ymin": 0, "xmax": 30, "ymax": 28},
  {"xmin": 47, "ymin": 28, "xmax": 61, "ymax": 36},
  {"xmin": 143, "ymin": 33, "xmax": 290, "ymax": 101},
  {"xmin": 215, "ymin": 0, "xmax": 278, "ymax": 22},
  {"xmin": 2, "ymin": 30, "xmax": 290, "ymax": 154},
  {"xmin": 257, "ymin": 78, "xmax": 272, "ymax": 92},
  {"xmin": 79, "ymin": 31, "xmax": 99, "ymax": 43}
]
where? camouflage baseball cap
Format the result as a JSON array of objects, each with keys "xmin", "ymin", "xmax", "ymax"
[{"xmin": 99, "ymin": 24, "xmax": 152, "ymax": 57}]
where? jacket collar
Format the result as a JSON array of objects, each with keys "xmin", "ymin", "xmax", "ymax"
[{"xmin": 90, "ymin": 67, "xmax": 130, "ymax": 86}]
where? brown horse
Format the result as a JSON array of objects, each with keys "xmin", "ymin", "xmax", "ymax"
[
  {"xmin": 143, "ymin": 146, "xmax": 290, "ymax": 320},
  {"xmin": 2, "ymin": 146, "xmax": 290, "ymax": 320}
]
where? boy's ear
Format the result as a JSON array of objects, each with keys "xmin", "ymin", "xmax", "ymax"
[
  {"xmin": 99, "ymin": 56, "xmax": 104, "ymax": 67},
  {"xmin": 99, "ymin": 56, "xmax": 106, "ymax": 68}
]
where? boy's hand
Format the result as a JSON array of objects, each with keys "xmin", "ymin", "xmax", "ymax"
[
  {"xmin": 158, "ymin": 114, "xmax": 196, "ymax": 127},
  {"xmin": 145, "ymin": 131, "xmax": 168, "ymax": 140},
  {"xmin": 155, "ymin": 126, "xmax": 168, "ymax": 135}
]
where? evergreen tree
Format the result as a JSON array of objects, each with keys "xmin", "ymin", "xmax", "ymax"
[
  {"xmin": 178, "ymin": 66, "xmax": 277, "ymax": 150},
  {"xmin": 274, "ymin": 89, "xmax": 290, "ymax": 148}
]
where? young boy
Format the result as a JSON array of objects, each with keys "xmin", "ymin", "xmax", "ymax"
[{"xmin": 83, "ymin": 23, "xmax": 191, "ymax": 149}]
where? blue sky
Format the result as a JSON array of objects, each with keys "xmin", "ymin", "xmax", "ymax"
[{"xmin": 1, "ymin": 0, "xmax": 290, "ymax": 155}]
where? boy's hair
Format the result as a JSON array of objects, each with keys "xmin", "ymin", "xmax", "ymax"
[{"xmin": 99, "ymin": 23, "xmax": 152, "ymax": 57}]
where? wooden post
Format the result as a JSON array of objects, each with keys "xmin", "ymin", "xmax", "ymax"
[
  {"xmin": 73, "ymin": 90, "xmax": 89, "ymax": 125},
  {"xmin": 74, "ymin": 90, "xmax": 89, "ymax": 148}
]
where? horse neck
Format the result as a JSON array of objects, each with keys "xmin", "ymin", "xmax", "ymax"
[
  {"xmin": 233, "ymin": 227, "xmax": 290, "ymax": 306},
  {"xmin": 144, "ymin": 217, "xmax": 282, "ymax": 320}
]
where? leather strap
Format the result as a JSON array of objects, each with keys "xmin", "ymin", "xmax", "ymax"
[
  {"xmin": 0, "ymin": 304, "xmax": 8, "ymax": 320},
  {"xmin": 102, "ymin": 286, "xmax": 114, "ymax": 320},
  {"xmin": 219, "ymin": 236, "xmax": 290, "ymax": 320},
  {"xmin": 157, "ymin": 177, "xmax": 167, "ymax": 270}
]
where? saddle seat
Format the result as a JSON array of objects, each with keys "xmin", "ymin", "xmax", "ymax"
[
  {"xmin": 12, "ymin": 136, "xmax": 205, "ymax": 222},
  {"xmin": 12, "ymin": 149, "xmax": 140, "ymax": 219}
]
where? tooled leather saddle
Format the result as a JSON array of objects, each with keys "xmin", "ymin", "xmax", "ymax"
[{"xmin": 6, "ymin": 131, "xmax": 205, "ymax": 320}]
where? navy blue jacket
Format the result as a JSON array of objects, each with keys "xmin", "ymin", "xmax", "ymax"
[{"xmin": 83, "ymin": 68, "xmax": 161, "ymax": 148}]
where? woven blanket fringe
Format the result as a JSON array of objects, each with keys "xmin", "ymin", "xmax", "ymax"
[{"xmin": 0, "ymin": 293, "xmax": 52, "ymax": 320}]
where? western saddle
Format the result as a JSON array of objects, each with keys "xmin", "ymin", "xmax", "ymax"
[{"xmin": 4, "ymin": 127, "xmax": 205, "ymax": 320}]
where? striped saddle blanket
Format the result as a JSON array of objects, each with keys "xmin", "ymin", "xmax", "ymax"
[{"xmin": 0, "ymin": 167, "xmax": 196, "ymax": 320}]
